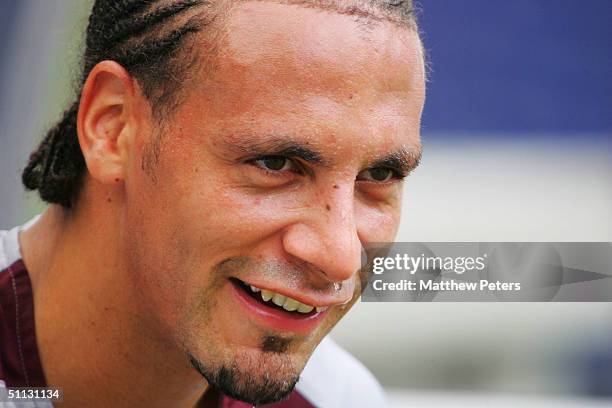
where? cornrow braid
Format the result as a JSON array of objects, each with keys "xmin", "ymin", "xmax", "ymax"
[
  {"xmin": 22, "ymin": 102, "xmax": 82, "ymax": 208},
  {"xmin": 100, "ymin": 1, "xmax": 203, "ymax": 49},
  {"xmin": 110, "ymin": 18, "xmax": 204, "ymax": 94},
  {"xmin": 105, "ymin": 0, "xmax": 157, "ymax": 23},
  {"xmin": 23, "ymin": 0, "xmax": 210, "ymax": 207}
]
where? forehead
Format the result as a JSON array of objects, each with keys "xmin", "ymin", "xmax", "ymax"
[
  {"xmin": 182, "ymin": 1, "xmax": 425, "ymax": 157},
  {"xmin": 219, "ymin": 1, "xmax": 424, "ymax": 93},
  {"xmin": 227, "ymin": 3, "xmax": 421, "ymax": 79}
]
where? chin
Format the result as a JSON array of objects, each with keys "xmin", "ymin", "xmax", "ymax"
[{"xmin": 188, "ymin": 347, "xmax": 302, "ymax": 405}]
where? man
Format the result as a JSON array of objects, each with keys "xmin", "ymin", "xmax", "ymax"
[{"xmin": 0, "ymin": 0, "xmax": 425, "ymax": 406}]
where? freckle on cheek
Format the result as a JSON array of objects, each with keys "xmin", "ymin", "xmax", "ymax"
[{"xmin": 326, "ymin": 204, "xmax": 331, "ymax": 211}]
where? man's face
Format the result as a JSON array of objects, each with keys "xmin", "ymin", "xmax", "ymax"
[{"xmin": 124, "ymin": 2, "xmax": 424, "ymax": 404}]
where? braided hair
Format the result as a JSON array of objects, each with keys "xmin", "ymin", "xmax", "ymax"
[
  {"xmin": 22, "ymin": 0, "xmax": 211, "ymax": 207},
  {"xmin": 22, "ymin": 0, "xmax": 417, "ymax": 208}
]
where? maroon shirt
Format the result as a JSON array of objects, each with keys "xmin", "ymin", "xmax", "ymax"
[{"xmin": 0, "ymin": 259, "xmax": 46, "ymax": 388}]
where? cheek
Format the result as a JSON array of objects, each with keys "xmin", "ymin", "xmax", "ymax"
[
  {"xmin": 122, "ymin": 152, "xmax": 217, "ymax": 319},
  {"xmin": 180, "ymin": 165, "xmax": 308, "ymax": 243},
  {"xmin": 355, "ymin": 200, "xmax": 402, "ymax": 243},
  {"xmin": 122, "ymin": 207, "xmax": 195, "ymax": 336}
]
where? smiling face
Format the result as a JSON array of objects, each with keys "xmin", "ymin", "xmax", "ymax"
[{"xmin": 123, "ymin": 1, "xmax": 425, "ymax": 404}]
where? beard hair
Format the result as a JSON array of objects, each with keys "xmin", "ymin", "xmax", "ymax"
[{"xmin": 188, "ymin": 348, "xmax": 300, "ymax": 405}]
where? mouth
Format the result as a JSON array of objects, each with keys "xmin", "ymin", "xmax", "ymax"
[
  {"xmin": 232, "ymin": 278, "xmax": 328, "ymax": 314},
  {"xmin": 229, "ymin": 278, "xmax": 330, "ymax": 335}
]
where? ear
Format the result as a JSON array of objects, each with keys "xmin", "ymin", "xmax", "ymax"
[{"xmin": 77, "ymin": 61, "xmax": 137, "ymax": 184}]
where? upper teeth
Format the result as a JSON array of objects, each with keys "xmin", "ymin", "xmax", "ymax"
[{"xmin": 249, "ymin": 285, "xmax": 327, "ymax": 313}]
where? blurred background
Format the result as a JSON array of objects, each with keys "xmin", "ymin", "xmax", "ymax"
[{"xmin": 0, "ymin": 1, "xmax": 610, "ymax": 407}]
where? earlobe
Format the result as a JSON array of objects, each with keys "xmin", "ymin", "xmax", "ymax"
[{"xmin": 77, "ymin": 61, "xmax": 136, "ymax": 185}]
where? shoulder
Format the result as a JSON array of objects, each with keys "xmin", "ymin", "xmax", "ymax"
[
  {"xmin": 0, "ymin": 216, "xmax": 39, "ymax": 271},
  {"xmin": 0, "ymin": 217, "xmax": 49, "ymax": 389},
  {"xmin": 0, "ymin": 226, "xmax": 19, "ymax": 271},
  {"xmin": 296, "ymin": 337, "xmax": 387, "ymax": 408}
]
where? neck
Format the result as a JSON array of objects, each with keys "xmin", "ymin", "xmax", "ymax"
[{"xmin": 20, "ymin": 199, "xmax": 209, "ymax": 407}]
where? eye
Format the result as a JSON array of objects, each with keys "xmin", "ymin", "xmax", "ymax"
[
  {"xmin": 251, "ymin": 156, "xmax": 296, "ymax": 173},
  {"xmin": 357, "ymin": 167, "xmax": 397, "ymax": 182}
]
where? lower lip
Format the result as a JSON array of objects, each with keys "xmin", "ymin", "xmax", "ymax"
[{"xmin": 230, "ymin": 280, "xmax": 328, "ymax": 336}]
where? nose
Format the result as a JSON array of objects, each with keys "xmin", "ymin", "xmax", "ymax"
[{"xmin": 281, "ymin": 184, "xmax": 362, "ymax": 284}]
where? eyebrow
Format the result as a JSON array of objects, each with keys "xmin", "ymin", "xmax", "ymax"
[
  {"xmin": 220, "ymin": 133, "xmax": 421, "ymax": 174},
  {"xmin": 220, "ymin": 135, "xmax": 326, "ymax": 165},
  {"xmin": 368, "ymin": 147, "xmax": 422, "ymax": 176}
]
